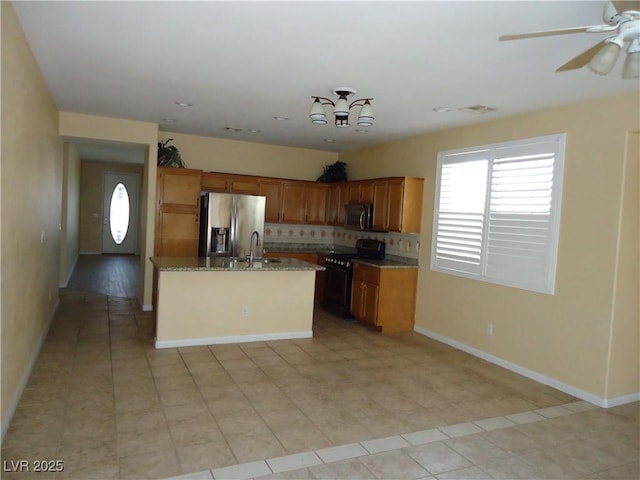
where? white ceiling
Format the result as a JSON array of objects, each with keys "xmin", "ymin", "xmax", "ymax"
[{"xmin": 13, "ymin": 1, "xmax": 640, "ymax": 155}]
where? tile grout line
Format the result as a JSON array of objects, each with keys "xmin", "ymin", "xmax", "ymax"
[{"xmin": 164, "ymin": 400, "xmax": 596, "ymax": 480}]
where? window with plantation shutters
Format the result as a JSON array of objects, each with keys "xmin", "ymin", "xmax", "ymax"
[{"xmin": 431, "ymin": 134, "xmax": 565, "ymax": 294}]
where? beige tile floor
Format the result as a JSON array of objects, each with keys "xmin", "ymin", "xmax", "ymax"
[{"xmin": 1, "ymin": 290, "xmax": 638, "ymax": 479}]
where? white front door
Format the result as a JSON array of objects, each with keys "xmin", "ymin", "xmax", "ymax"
[{"xmin": 102, "ymin": 172, "xmax": 140, "ymax": 254}]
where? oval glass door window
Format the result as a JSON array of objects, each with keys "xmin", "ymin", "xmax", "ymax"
[{"xmin": 109, "ymin": 183, "xmax": 130, "ymax": 245}]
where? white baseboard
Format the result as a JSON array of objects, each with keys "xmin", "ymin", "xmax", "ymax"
[
  {"xmin": 142, "ymin": 304, "xmax": 153, "ymax": 312},
  {"xmin": 601, "ymin": 392, "xmax": 640, "ymax": 408},
  {"xmin": 155, "ymin": 330, "xmax": 313, "ymax": 349},
  {"xmin": 414, "ymin": 325, "xmax": 639, "ymax": 409},
  {"xmin": 78, "ymin": 251, "xmax": 101, "ymax": 255},
  {"xmin": 58, "ymin": 254, "xmax": 79, "ymax": 288},
  {"xmin": 1, "ymin": 298, "xmax": 59, "ymax": 440}
]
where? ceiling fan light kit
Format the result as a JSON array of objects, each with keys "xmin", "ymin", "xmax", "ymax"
[
  {"xmin": 309, "ymin": 87, "xmax": 374, "ymax": 128},
  {"xmin": 589, "ymin": 38, "xmax": 623, "ymax": 74},
  {"xmin": 499, "ymin": 1, "xmax": 640, "ymax": 78}
]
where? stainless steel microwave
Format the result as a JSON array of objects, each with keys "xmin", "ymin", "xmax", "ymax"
[{"xmin": 344, "ymin": 203, "xmax": 373, "ymax": 231}]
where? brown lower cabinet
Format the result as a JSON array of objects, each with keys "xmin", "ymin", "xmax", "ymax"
[{"xmin": 351, "ymin": 262, "xmax": 418, "ymax": 333}]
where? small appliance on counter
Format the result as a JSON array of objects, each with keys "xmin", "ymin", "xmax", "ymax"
[{"xmin": 198, "ymin": 192, "xmax": 266, "ymax": 258}]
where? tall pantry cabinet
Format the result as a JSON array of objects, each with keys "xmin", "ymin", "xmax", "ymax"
[{"xmin": 154, "ymin": 167, "xmax": 202, "ymax": 257}]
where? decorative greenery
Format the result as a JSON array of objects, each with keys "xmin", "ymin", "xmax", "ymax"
[
  {"xmin": 316, "ymin": 161, "xmax": 348, "ymax": 183},
  {"xmin": 157, "ymin": 138, "xmax": 186, "ymax": 168}
]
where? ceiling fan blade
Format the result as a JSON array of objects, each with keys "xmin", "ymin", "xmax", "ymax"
[
  {"xmin": 556, "ymin": 41, "xmax": 606, "ymax": 72},
  {"xmin": 499, "ymin": 25, "xmax": 607, "ymax": 41},
  {"xmin": 612, "ymin": 1, "xmax": 640, "ymax": 13}
]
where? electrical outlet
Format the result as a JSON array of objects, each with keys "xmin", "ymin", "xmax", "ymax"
[
  {"xmin": 241, "ymin": 306, "xmax": 249, "ymax": 317},
  {"xmin": 487, "ymin": 324, "xmax": 493, "ymax": 336}
]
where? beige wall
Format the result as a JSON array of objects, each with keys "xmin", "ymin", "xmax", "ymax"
[
  {"xmin": 605, "ymin": 131, "xmax": 639, "ymax": 399},
  {"xmin": 341, "ymin": 92, "xmax": 640, "ymax": 403},
  {"xmin": 59, "ymin": 143, "xmax": 81, "ymax": 285},
  {"xmin": 1, "ymin": 2, "xmax": 63, "ymax": 432},
  {"xmin": 59, "ymin": 112, "xmax": 158, "ymax": 307},
  {"xmin": 79, "ymin": 161, "xmax": 143, "ymax": 253},
  {"xmin": 158, "ymin": 131, "xmax": 337, "ymax": 181}
]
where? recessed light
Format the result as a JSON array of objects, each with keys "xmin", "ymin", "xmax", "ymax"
[
  {"xmin": 162, "ymin": 118, "xmax": 177, "ymax": 123},
  {"xmin": 175, "ymin": 101, "xmax": 193, "ymax": 107},
  {"xmin": 324, "ymin": 139, "xmax": 335, "ymax": 143},
  {"xmin": 273, "ymin": 116, "xmax": 289, "ymax": 121},
  {"xmin": 247, "ymin": 129, "xmax": 260, "ymax": 133},
  {"xmin": 459, "ymin": 104, "xmax": 497, "ymax": 114},
  {"xmin": 433, "ymin": 106, "xmax": 452, "ymax": 113}
]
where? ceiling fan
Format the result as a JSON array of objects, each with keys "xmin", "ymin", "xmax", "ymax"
[{"xmin": 499, "ymin": 1, "xmax": 640, "ymax": 78}]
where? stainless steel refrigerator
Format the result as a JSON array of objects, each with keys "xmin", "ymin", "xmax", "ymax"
[{"xmin": 198, "ymin": 193, "xmax": 266, "ymax": 258}]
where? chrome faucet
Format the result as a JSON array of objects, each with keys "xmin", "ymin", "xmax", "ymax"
[{"xmin": 249, "ymin": 230, "xmax": 261, "ymax": 263}]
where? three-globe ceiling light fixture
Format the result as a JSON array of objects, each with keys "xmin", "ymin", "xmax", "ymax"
[{"xmin": 309, "ymin": 88, "xmax": 374, "ymax": 128}]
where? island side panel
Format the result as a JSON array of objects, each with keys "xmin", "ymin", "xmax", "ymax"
[{"xmin": 155, "ymin": 270, "xmax": 315, "ymax": 347}]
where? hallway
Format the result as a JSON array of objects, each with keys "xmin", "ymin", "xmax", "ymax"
[{"xmin": 66, "ymin": 254, "xmax": 140, "ymax": 299}]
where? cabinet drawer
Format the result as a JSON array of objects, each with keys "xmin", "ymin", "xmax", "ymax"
[{"xmin": 353, "ymin": 262, "xmax": 380, "ymax": 284}]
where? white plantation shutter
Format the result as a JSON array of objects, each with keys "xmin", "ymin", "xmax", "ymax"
[
  {"xmin": 432, "ymin": 134, "xmax": 565, "ymax": 294},
  {"xmin": 433, "ymin": 151, "xmax": 488, "ymax": 275}
]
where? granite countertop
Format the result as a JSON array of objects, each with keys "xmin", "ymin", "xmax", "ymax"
[
  {"xmin": 150, "ymin": 256, "xmax": 324, "ymax": 272},
  {"xmin": 353, "ymin": 258, "xmax": 419, "ymax": 269}
]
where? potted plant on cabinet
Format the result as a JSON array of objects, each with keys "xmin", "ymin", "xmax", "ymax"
[{"xmin": 157, "ymin": 138, "xmax": 186, "ymax": 168}]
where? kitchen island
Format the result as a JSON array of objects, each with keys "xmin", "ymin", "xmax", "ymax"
[{"xmin": 150, "ymin": 256, "xmax": 324, "ymax": 348}]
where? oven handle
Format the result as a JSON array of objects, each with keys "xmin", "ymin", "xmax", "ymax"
[{"xmin": 359, "ymin": 211, "xmax": 365, "ymax": 230}]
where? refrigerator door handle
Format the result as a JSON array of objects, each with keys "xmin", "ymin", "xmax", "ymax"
[{"xmin": 230, "ymin": 200, "xmax": 237, "ymax": 257}]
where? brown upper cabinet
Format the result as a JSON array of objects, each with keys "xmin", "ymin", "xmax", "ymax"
[
  {"xmin": 259, "ymin": 179, "xmax": 283, "ymax": 223},
  {"xmin": 229, "ymin": 176, "xmax": 260, "ymax": 195},
  {"xmin": 326, "ymin": 183, "xmax": 345, "ymax": 225},
  {"xmin": 281, "ymin": 182, "xmax": 307, "ymax": 224},
  {"xmin": 304, "ymin": 183, "xmax": 328, "ymax": 224},
  {"xmin": 280, "ymin": 181, "xmax": 327, "ymax": 224},
  {"xmin": 348, "ymin": 180, "xmax": 374, "ymax": 204},
  {"xmin": 200, "ymin": 171, "xmax": 423, "ymax": 232},
  {"xmin": 202, "ymin": 172, "xmax": 260, "ymax": 195},
  {"xmin": 386, "ymin": 177, "xmax": 423, "ymax": 233}
]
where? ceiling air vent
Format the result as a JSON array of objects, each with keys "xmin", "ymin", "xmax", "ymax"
[{"xmin": 459, "ymin": 105, "xmax": 497, "ymax": 114}]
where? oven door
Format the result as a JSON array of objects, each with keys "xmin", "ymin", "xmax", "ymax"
[{"xmin": 323, "ymin": 263, "xmax": 352, "ymax": 316}]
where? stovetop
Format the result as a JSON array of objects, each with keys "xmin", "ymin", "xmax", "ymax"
[{"xmin": 325, "ymin": 239, "xmax": 385, "ymax": 269}]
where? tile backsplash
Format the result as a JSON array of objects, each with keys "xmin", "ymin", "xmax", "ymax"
[{"xmin": 264, "ymin": 223, "xmax": 420, "ymax": 259}]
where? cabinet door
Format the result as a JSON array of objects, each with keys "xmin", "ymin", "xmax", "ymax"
[
  {"xmin": 360, "ymin": 181, "xmax": 375, "ymax": 204},
  {"xmin": 155, "ymin": 208, "xmax": 199, "ymax": 256},
  {"xmin": 337, "ymin": 183, "xmax": 349, "ymax": 224},
  {"xmin": 347, "ymin": 184, "xmax": 361, "ymax": 203},
  {"xmin": 201, "ymin": 173, "xmax": 230, "ymax": 192},
  {"xmin": 259, "ymin": 180, "xmax": 283, "ymax": 223},
  {"xmin": 305, "ymin": 184, "xmax": 327, "ymax": 224},
  {"xmin": 386, "ymin": 179, "xmax": 405, "ymax": 232},
  {"xmin": 362, "ymin": 282, "xmax": 379, "ymax": 325},
  {"xmin": 326, "ymin": 184, "xmax": 341, "ymax": 225},
  {"xmin": 230, "ymin": 177, "xmax": 260, "ymax": 195},
  {"xmin": 350, "ymin": 280, "xmax": 365, "ymax": 320},
  {"xmin": 157, "ymin": 168, "xmax": 202, "ymax": 207},
  {"xmin": 372, "ymin": 180, "xmax": 389, "ymax": 231},
  {"xmin": 281, "ymin": 182, "xmax": 306, "ymax": 223}
]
